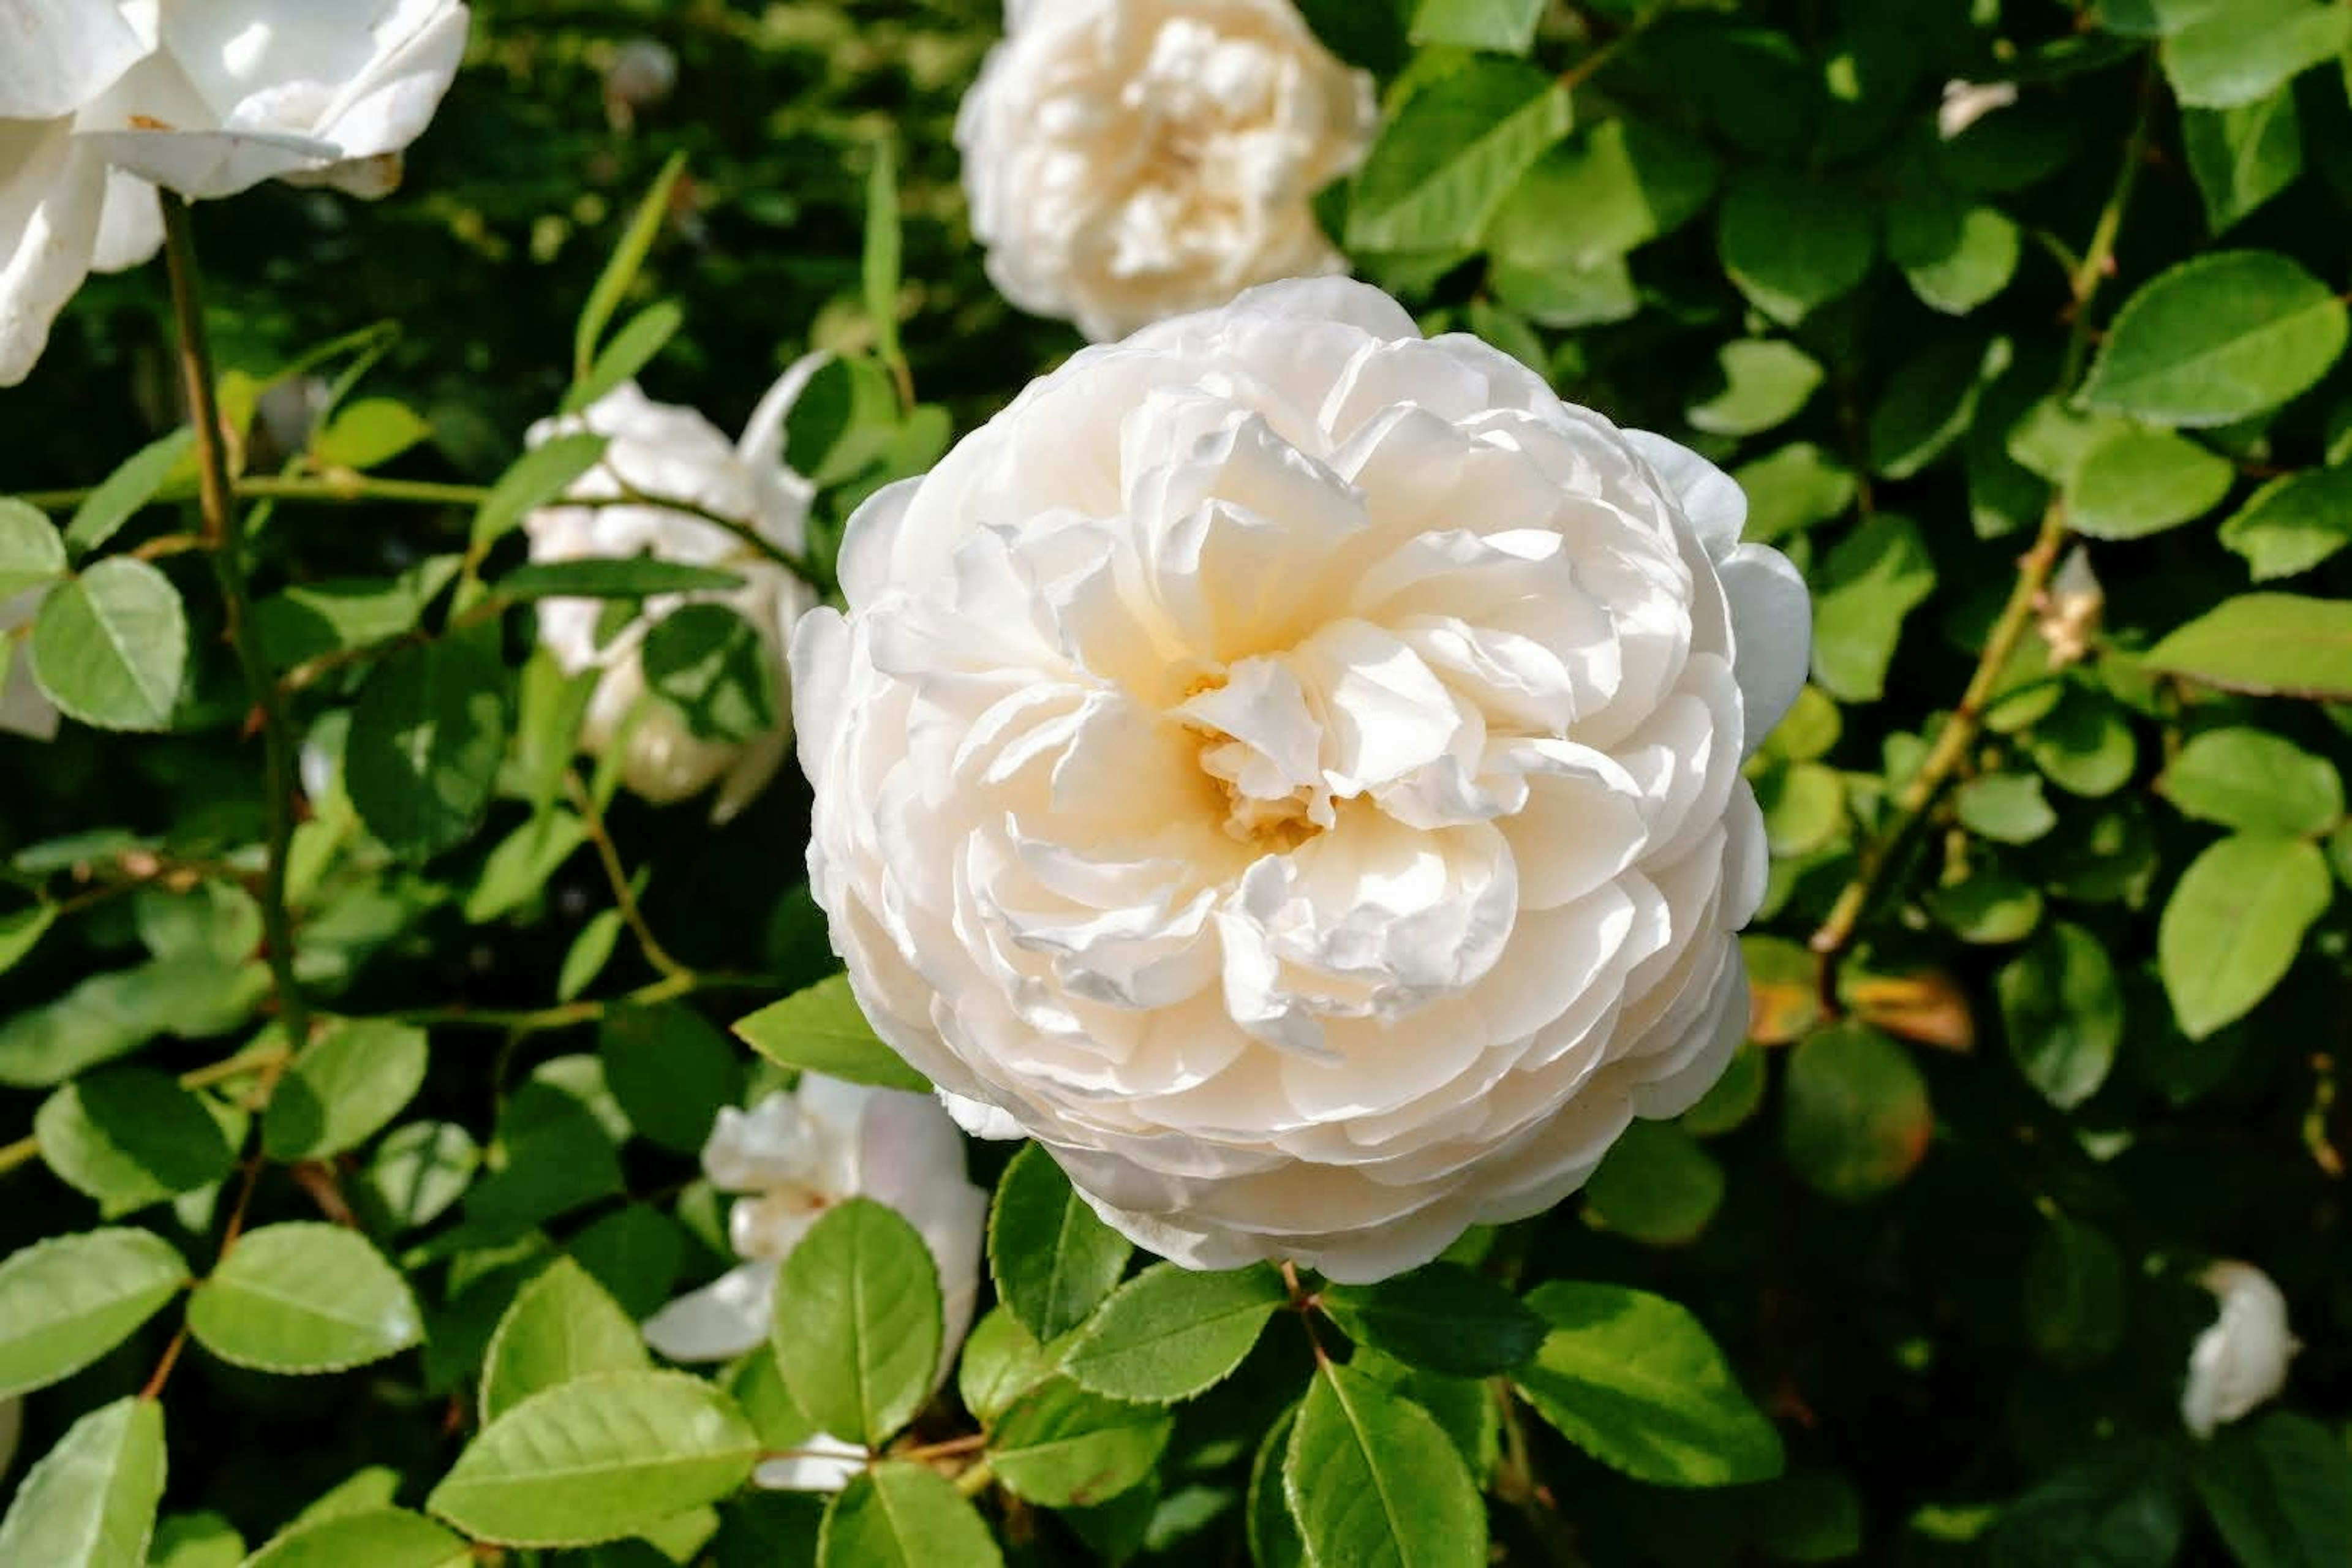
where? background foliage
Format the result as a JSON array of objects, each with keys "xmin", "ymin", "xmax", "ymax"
[{"xmin": 5, "ymin": 0, "xmax": 2352, "ymax": 1563}]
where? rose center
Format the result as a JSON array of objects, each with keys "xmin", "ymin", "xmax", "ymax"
[{"xmin": 1174, "ymin": 668, "xmax": 1332, "ymax": 850}]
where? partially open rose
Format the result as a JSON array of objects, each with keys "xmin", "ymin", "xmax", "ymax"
[{"xmin": 793, "ymin": 278, "xmax": 1809, "ymax": 1282}]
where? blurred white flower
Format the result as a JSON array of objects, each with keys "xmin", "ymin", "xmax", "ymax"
[
  {"xmin": 956, "ymin": 0, "xmax": 1376, "ymax": 341},
  {"xmin": 2035, "ymin": 546, "xmax": 2102, "ymax": 669},
  {"xmin": 522, "ymin": 361, "xmax": 824, "ymax": 821},
  {"xmin": 1938, "ymin": 80, "xmax": 2018, "ymax": 141},
  {"xmin": 1, "ymin": 1, "xmax": 469, "ymax": 385},
  {"xmin": 0, "ymin": 590, "xmax": 60, "ymax": 741},
  {"xmin": 793, "ymin": 278, "xmax": 1809, "ymax": 1283},
  {"xmin": 643, "ymin": 1076, "xmax": 987, "ymax": 1490},
  {"xmin": 2183, "ymin": 1260, "xmax": 2299, "ymax": 1439},
  {"xmin": 603, "ymin": 38, "xmax": 679, "ymax": 131}
]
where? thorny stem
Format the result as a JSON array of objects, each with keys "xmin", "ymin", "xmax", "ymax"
[
  {"xmin": 162, "ymin": 194, "xmax": 311, "ymax": 1047},
  {"xmin": 1809, "ymin": 77, "xmax": 2154, "ymax": 974},
  {"xmin": 565, "ymin": 767, "xmax": 692, "ymax": 982}
]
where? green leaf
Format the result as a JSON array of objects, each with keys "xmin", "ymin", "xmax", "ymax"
[
  {"xmin": 480, "ymin": 1256, "xmax": 650, "ymax": 1423},
  {"xmin": 1885, "ymin": 186, "xmax": 2021, "ymax": 315},
  {"xmin": 29, "ymin": 557, "xmax": 186, "ymax": 732},
  {"xmin": 956, "ymin": 1305, "xmax": 1055, "ymax": 1425},
  {"xmin": 36, "ymin": 1067, "xmax": 236, "ymax": 1215},
  {"xmin": 148, "ymin": 1510, "xmax": 244, "ymax": 1568},
  {"xmin": 2161, "ymin": 728, "xmax": 2343, "ymax": 835},
  {"xmin": 0, "ymin": 497, "xmax": 67, "ymax": 596},
  {"xmin": 1283, "ymin": 1362, "xmax": 1487, "ymax": 1567},
  {"xmin": 1319, "ymin": 1264, "xmax": 1545, "ymax": 1377},
  {"xmin": 1060, "ymin": 1262, "xmax": 1286, "ymax": 1404},
  {"xmin": 564, "ymin": 300, "xmax": 685, "ymax": 415},
  {"xmin": 65, "ymin": 428, "xmax": 195, "ymax": 554},
  {"xmin": 2063, "ymin": 426, "xmax": 2235, "ymax": 540},
  {"xmin": 2144, "ymin": 593, "xmax": 2352, "ymax": 699},
  {"xmin": 465, "ymin": 1076, "xmax": 626, "ymax": 1234},
  {"xmin": 1716, "ymin": 168, "xmax": 1877, "ymax": 326},
  {"xmin": 2027, "ymin": 689, "xmax": 2138, "ymax": 799},
  {"xmin": 427, "ymin": 1370, "xmax": 760, "ymax": 1548},
  {"xmin": 0, "ymin": 956, "xmax": 265, "ymax": 1089},
  {"xmin": 1487, "ymin": 115, "xmax": 1719, "ymax": 269},
  {"xmin": 1988, "ymin": 1444, "xmax": 2185, "ymax": 1566},
  {"xmin": 346, "ymin": 636, "xmax": 511, "ymax": 859},
  {"xmin": 988, "ymin": 1378, "xmax": 1172, "ymax": 1508},
  {"xmin": 1408, "ymin": 0, "xmax": 1543, "ymax": 53},
  {"xmin": 2182, "ymin": 91, "xmax": 2303, "ymax": 233},
  {"xmin": 2219, "ymin": 466, "xmax": 2352, "ymax": 581},
  {"xmin": 0, "ymin": 903, "xmax": 56, "ymax": 974},
  {"xmin": 254, "ymin": 556, "xmax": 463, "ymax": 671},
  {"xmin": 2158, "ymin": 833, "xmax": 2331, "ymax": 1038},
  {"xmin": 598, "ymin": 1003, "xmax": 741, "ymax": 1156},
  {"xmin": 2021, "ymin": 1212, "xmax": 2125, "ymax": 1368},
  {"xmin": 498, "ymin": 557, "xmax": 745, "ymax": 601},
  {"xmin": 2161, "ymin": 0, "xmax": 2351, "ymax": 109},
  {"xmin": 1686, "ymin": 341, "xmax": 1822, "ymax": 437},
  {"xmin": 1346, "ymin": 61, "xmax": 1572, "ymax": 254},
  {"xmin": 1583, "ymin": 1119, "xmax": 1727, "ymax": 1244},
  {"xmin": 0, "ymin": 1397, "xmax": 166, "ymax": 1568},
  {"xmin": 472, "ymin": 432, "xmax": 611, "ymax": 552},
  {"xmin": 989, "ymin": 1142, "xmax": 1132, "ymax": 1344},
  {"xmin": 1869, "ymin": 335, "xmax": 2010, "ymax": 480},
  {"xmin": 640, "ymin": 602, "xmax": 777, "ymax": 745},
  {"xmin": 863, "ymin": 138, "xmax": 905, "ymax": 382},
  {"xmin": 1512, "ymin": 1281, "xmax": 1783, "ymax": 1488},
  {"xmin": 360, "ymin": 1120, "xmax": 480, "ymax": 1232},
  {"xmin": 262, "ymin": 1018, "xmax": 429, "ymax": 1162},
  {"xmin": 1810, "ymin": 515, "xmax": 1935, "ymax": 703},
  {"xmin": 244, "ymin": 1509, "xmax": 471, "ymax": 1568},
  {"xmin": 1247, "ymin": 1406, "xmax": 1307, "ymax": 1568},
  {"xmin": 2075, "ymin": 252, "xmax": 2348, "ymax": 428},
  {"xmin": 1487, "ymin": 253, "xmax": 1637, "ymax": 328},
  {"xmin": 576, "ymin": 151, "xmax": 688, "ymax": 382},
  {"xmin": 311, "ymin": 399, "xmax": 432, "ymax": 471},
  {"xmin": 1955, "ymin": 772, "xmax": 2058, "ymax": 844},
  {"xmin": 187, "ymin": 1222, "xmax": 421, "ymax": 1373},
  {"xmin": 771, "ymin": 1197, "xmax": 941, "ymax": 1446},
  {"xmin": 815, "ymin": 1463, "xmax": 1003, "ymax": 1568},
  {"xmin": 0, "ymin": 1227, "xmax": 188, "ymax": 1400},
  {"xmin": 731, "ymin": 975, "xmax": 932, "ymax": 1093},
  {"xmin": 1994, "ymin": 922, "xmax": 2117, "ymax": 1114},
  {"xmin": 1780, "ymin": 1022, "xmax": 1932, "ymax": 1202},
  {"xmin": 1736, "ymin": 443, "xmax": 1857, "ymax": 544},
  {"xmin": 464, "ymin": 810, "xmax": 590, "ymax": 924},
  {"xmin": 2190, "ymin": 1411, "xmax": 2352, "ymax": 1568},
  {"xmin": 558, "ymin": 908, "xmax": 626, "ymax": 1003}
]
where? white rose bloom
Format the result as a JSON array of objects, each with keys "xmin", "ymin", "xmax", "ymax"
[
  {"xmin": 522, "ymin": 361, "xmax": 824, "ymax": 822},
  {"xmin": 793, "ymin": 278, "xmax": 1810, "ymax": 1283},
  {"xmin": 956, "ymin": 0, "xmax": 1376, "ymax": 342},
  {"xmin": 1, "ymin": 589, "xmax": 62, "ymax": 740},
  {"xmin": 2182, "ymin": 1260, "xmax": 2299, "ymax": 1439},
  {"xmin": 642, "ymin": 1076, "xmax": 988, "ymax": 1489},
  {"xmin": 1, "ymin": 1, "xmax": 468, "ymax": 385}
]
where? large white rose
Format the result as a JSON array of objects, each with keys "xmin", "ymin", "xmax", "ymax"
[
  {"xmin": 792, "ymin": 278, "xmax": 1809, "ymax": 1283},
  {"xmin": 1, "ymin": 1, "xmax": 469, "ymax": 386},
  {"xmin": 522, "ymin": 363, "xmax": 824, "ymax": 821},
  {"xmin": 641, "ymin": 1076, "xmax": 988, "ymax": 1490},
  {"xmin": 955, "ymin": 0, "xmax": 1376, "ymax": 342},
  {"xmin": 2182, "ymin": 1259, "xmax": 2299, "ymax": 1439}
]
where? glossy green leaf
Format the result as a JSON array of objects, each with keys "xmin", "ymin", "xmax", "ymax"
[
  {"xmin": 346, "ymin": 636, "xmax": 510, "ymax": 859},
  {"xmin": 0, "ymin": 1397, "xmax": 166, "ymax": 1568},
  {"xmin": 2182, "ymin": 92, "xmax": 2303, "ymax": 233},
  {"xmin": 2218, "ymin": 466, "xmax": 2352, "ymax": 581},
  {"xmin": 2027, "ymin": 689, "xmax": 2138, "ymax": 799},
  {"xmin": 1346, "ymin": 61, "xmax": 1571, "ymax": 254},
  {"xmin": 244, "ymin": 1509, "xmax": 472, "ymax": 1568},
  {"xmin": 2064, "ymin": 425, "xmax": 2236, "ymax": 540},
  {"xmin": 863, "ymin": 138, "xmax": 905, "ymax": 379},
  {"xmin": 2144, "ymin": 594, "xmax": 2352, "ymax": 700},
  {"xmin": 1583, "ymin": 1119, "xmax": 1727, "ymax": 1245},
  {"xmin": 427, "ymin": 1370, "xmax": 760, "ymax": 1548},
  {"xmin": 639, "ymin": 602, "xmax": 778, "ymax": 745},
  {"xmin": 1811, "ymin": 515, "xmax": 1935, "ymax": 703},
  {"xmin": 1686, "ymin": 341, "xmax": 1822, "ymax": 437},
  {"xmin": 731, "ymin": 975, "xmax": 932, "ymax": 1093},
  {"xmin": 771, "ymin": 1197, "xmax": 941, "ymax": 1446},
  {"xmin": 2161, "ymin": 728, "xmax": 2343, "ymax": 835},
  {"xmin": 564, "ymin": 300, "xmax": 685, "ymax": 415},
  {"xmin": 64, "ymin": 428, "xmax": 195, "ymax": 554},
  {"xmin": 1780, "ymin": 1022, "xmax": 1932, "ymax": 1202},
  {"xmin": 989, "ymin": 1378, "xmax": 1171, "ymax": 1508},
  {"xmin": 1737, "ymin": 443, "xmax": 1857, "ymax": 544},
  {"xmin": 2162, "ymin": 0, "xmax": 2351, "ymax": 109},
  {"xmin": 36, "ymin": 1067, "xmax": 236, "ymax": 1215},
  {"xmin": 1283, "ymin": 1362, "xmax": 1486, "ymax": 1568},
  {"xmin": 1060, "ymin": 1261, "xmax": 1286, "ymax": 1404},
  {"xmin": 816, "ymin": 1463, "xmax": 1003, "ymax": 1568},
  {"xmin": 1716, "ymin": 168, "xmax": 1876, "ymax": 325},
  {"xmin": 597, "ymin": 1003, "xmax": 740, "ymax": 1155},
  {"xmin": 2158, "ymin": 833, "xmax": 2331, "ymax": 1038},
  {"xmin": 29, "ymin": 557, "xmax": 186, "ymax": 732},
  {"xmin": 472, "ymin": 432, "xmax": 611, "ymax": 551},
  {"xmin": 2190, "ymin": 1411, "xmax": 2352, "ymax": 1568},
  {"xmin": 188, "ymin": 1223, "xmax": 422, "ymax": 1373},
  {"xmin": 575, "ymin": 151, "xmax": 688, "ymax": 382},
  {"xmin": 989, "ymin": 1141, "xmax": 1132, "ymax": 1344},
  {"xmin": 480, "ymin": 1257, "xmax": 650, "ymax": 1423},
  {"xmin": 0, "ymin": 1226, "xmax": 188, "ymax": 1399},
  {"xmin": 956, "ymin": 1305, "xmax": 1054, "ymax": 1425},
  {"xmin": 1956, "ymin": 772, "xmax": 2058, "ymax": 844},
  {"xmin": 1512, "ymin": 1281, "xmax": 1782, "ymax": 1488},
  {"xmin": 1998, "ymin": 921, "xmax": 2124, "ymax": 1110},
  {"xmin": 254, "ymin": 556, "xmax": 463, "ymax": 671},
  {"xmin": 1869, "ymin": 336, "xmax": 2010, "ymax": 480},
  {"xmin": 2076, "ymin": 252, "xmax": 2348, "ymax": 428},
  {"xmin": 262, "ymin": 1018, "xmax": 429, "ymax": 1162},
  {"xmin": 1408, "ymin": 0, "xmax": 1542, "ymax": 53},
  {"xmin": 311, "ymin": 399, "xmax": 432, "ymax": 471},
  {"xmin": 1488, "ymin": 116, "xmax": 1719, "ymax": 270},
  {"xmin": 1318, "ymin": 1263, "xmax": 1545, "ymax": 1377},
  {"xmin": 0, "ymin": 498, "xmax": 67, "ymax": 596},
  {"xmin": 360, "ymin": 1120, "xmax": 479, "ymax": 1232},
  {"xmin": 498, "ymin": 557, "xmax": 744, "ymax": 601},
  {"xmin": 1886, "ymin": 186, "xmax": 2021, "ymax": 315}
]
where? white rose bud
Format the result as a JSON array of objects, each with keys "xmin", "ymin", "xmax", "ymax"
[
  {"xmin": 955, "ymin": 0, "xmax": 1376, "ymax": 342},
  {"xmin": 2182, "ymin": 1260, "xmax": 2299, "ymax": 1439},
  {"xmin": 793, "ymin": 279, "xmax": 1811, "ymax": 1282},
  {"xmin": 1937, "ymin": 79, "xmax": 2018, "ymax": 141},
  {"xmin": 643, "ymin": 1076, "xmax": 988, "ymax": 1495},
  {"xmin": 522, "ymin": 361, "xmax": 824, "ymax": 821}
]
